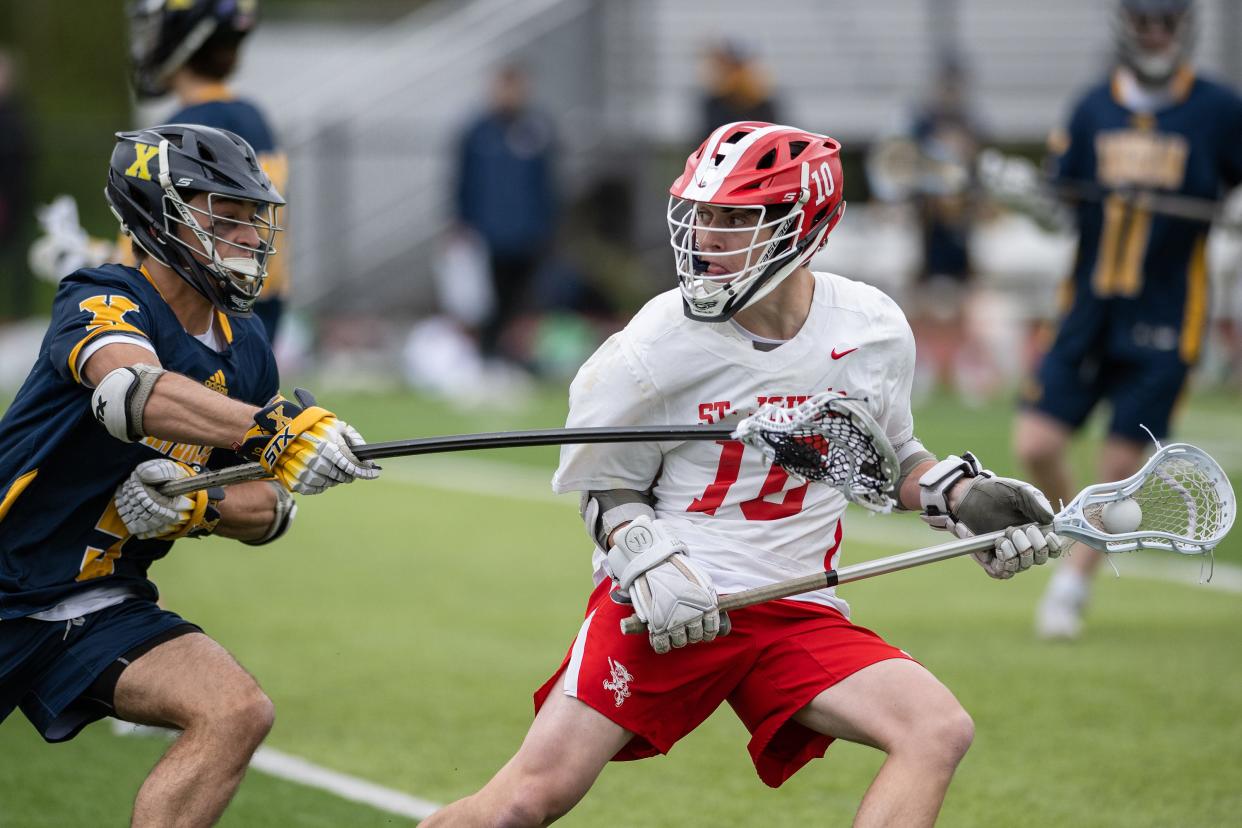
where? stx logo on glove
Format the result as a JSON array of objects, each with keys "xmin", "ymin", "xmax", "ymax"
[
  {"xmin": 262, "ymin": 429, "xmax": 296, "ymax": 469},
  {"xmin": 237, "ymin": 388, "xmax": 379, "ymax": 496}
]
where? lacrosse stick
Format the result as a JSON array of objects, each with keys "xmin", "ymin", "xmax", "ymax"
[
  {"xmin": 159, "ymin": 393, "xmax": 901, "ymax": 508},
  {"xmin": 978, "ymin": 149, "xmax": 1242, "ymax": 231},
  {"xmin": 621, "ymin": 441, "xmax": 1234, "ymax": 634}
]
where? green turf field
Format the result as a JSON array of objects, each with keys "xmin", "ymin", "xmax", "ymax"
[{"xmin": 1, "ymin": 386, "xmax": 1239, "ymax": 826}]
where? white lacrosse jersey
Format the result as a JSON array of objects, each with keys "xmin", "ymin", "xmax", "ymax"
[{"xmin": 552, "ymin": 271, "xmax": 919, "ymax": 617}]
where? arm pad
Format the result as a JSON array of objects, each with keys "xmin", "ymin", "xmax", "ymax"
[
  {"xmin": 893, "ymin": 445, "xmax": 936, "ymax": 511},
  {"xmin": 581, "ymin": 488, "xmax": 656, "ymax": 548},
  {"xmin": 91, "ymin": 363, "xmax": 165, "ymax": 443}
]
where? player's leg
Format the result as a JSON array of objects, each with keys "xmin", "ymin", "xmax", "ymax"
[
  {"xmin": 112, "ymin": 631, "xmax": 274, "ymax": 827},
  {"xmin": 1014, "ymin": 320, "xmax": 1102, "ymax": 510},
  {"xmin": 1059, "ymin": 434, "xmax": 1150, "ymax": 581},
  {"xmin": 794, "ymin": 658, "xmax": 972, "ymax": 828},
  {"xmin": 1012, "ymin": 408, "xmax": 1077, "ymax": 507},
  {"xmin": 429, "ymin": 580, "xmax": 747, "ymax": 826},
  {"xmin": 422, "ymin": 672, "xmax": 632, "ymax": 827},
  {"xmin": 1020, "ymin": 404, "xmax": 1094, "ymax": 639},
  {"xmin": 1041, "ymin": 350, "xmax": 1187, "ymax": 638},
  {"xmin": 1017, "ymin": 334, "xmax": 1104, "ymax": 639},
  {"xmin": 725, "ymin": 602, "xmax": 967, "ymax": 823}
]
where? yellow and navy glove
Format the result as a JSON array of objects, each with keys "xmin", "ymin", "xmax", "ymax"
[
  {"xmin": 237, "ymin": 388, "xmax": 379, "ymax": 495},
  {"xmin": 115, "ymin": 459, "xmax": 224, "ymax": 540}
]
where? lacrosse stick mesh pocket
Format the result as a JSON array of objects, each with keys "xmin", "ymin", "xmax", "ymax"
[
  {"xmin": 1084, "ymin": 452, "xmax": 1230, "ymax": 549},
  {"xmin": 740, "ymin": 397, "xmax": 896, "ymax": 510}
]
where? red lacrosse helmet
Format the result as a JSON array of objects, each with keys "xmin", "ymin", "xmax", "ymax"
[{"xmin": 668, "ymin": 122, "xmax": 846, "ymax": 322}]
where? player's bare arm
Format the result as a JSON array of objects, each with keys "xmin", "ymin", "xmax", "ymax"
[
  {"xmin": 83, "ymin": 342, "xmax": 257, "ymax": 446},
  {"xmin": 85, "ymin": 345, "xmax": 377, "ymax": 494},
  {"xmin": 212, "ymin": 480, "xmax": 288, "ymax": 542}
]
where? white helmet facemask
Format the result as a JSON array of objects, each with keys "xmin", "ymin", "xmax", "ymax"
[
  {"xmin": 156, "ymin": 140, "xmax": 280, "ymax": 303},
  {"xmin": 1114, "ymin": 4, "xmax": 1196, "ymax": 87},
  {"xmin": 667, "ymin": 183, "xmax": 832, "ymax": 322},
  {"xmin": 665, "ymin": 176, "xmax": 839, "ymax": 322}
]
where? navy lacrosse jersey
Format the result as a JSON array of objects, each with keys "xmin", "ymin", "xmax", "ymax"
[
  {"xmin": 1025, "ymin": 68, "xmax": 1242, "ymax": 440},
  {"xmin": 0, "ymin": 264, "xmax": 278, "ymax": 619},
  {"xmin": 1047, "ymin": 68, "xmax": 1242, "ymax": 366},
  {"xmin": 169, "ymin": 94, "xmax": 276, "ymax": 156}
]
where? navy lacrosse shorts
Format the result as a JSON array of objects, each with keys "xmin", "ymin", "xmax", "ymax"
[{"xmin": 0, "ymin": 599, "xmax": 199, "ymax": 742}]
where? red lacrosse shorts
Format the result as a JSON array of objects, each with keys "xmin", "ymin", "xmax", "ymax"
[{"xmin": 533, "ymin": 580, "xmax": 913, "ymax": 787}]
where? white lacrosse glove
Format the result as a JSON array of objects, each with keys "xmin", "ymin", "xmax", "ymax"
[
  {"xmin": 115, "ymin": 459, "xmax": 224, "ymax": 539},
  {"xmin": 27, "ymin": 195, "xmax": 113, "ymax": 283},
  {"xmin": 979, "ymin": 524, "xmax": 1065, "ymax": 579},
  {"xmin": 919, "ymin": 453, "xmax": 1064, "ymax": 579},
  {"xmin": 606, "ymin": 516, "xmax": 724, "ymax": 654}
]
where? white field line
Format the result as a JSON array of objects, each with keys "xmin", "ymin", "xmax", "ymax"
[
  {"xmin": 109, "ymin": 722, "xmax": 437, "ymax": 821},
  {"xmin": 249, "ymin": 746, "xmax": 439, "ymax": 821},
  {"xmin": 389, "ymin": 456, "xmax": 1242, "ymax": 593}
]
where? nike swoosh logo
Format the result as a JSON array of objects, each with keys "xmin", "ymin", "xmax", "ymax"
[{"xmin": 831, "ymin": 347, "xmax": 858, "ymax": 360}]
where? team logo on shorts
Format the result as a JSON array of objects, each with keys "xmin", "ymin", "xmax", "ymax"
[{"xmin": 603, "ymin": 657, "xmax": 633, "ymax": 707}]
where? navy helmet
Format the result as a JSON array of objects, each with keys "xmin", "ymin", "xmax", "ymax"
[
  {"xmin": 128, "ymin": 0, "xmax": 258, "ymax": 99},
  {"xmin": 105, "ymin": 123, "xmax": 285, "ymax": 316}
]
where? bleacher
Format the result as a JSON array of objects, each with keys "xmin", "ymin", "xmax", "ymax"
[{"xmin": 194, "ymin": 0, "xmax": 1241, "ymax": 315}]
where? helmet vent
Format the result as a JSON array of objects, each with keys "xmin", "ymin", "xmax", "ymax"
[
  {"xmin": 789, "ymin": 141, "xmax": 808, "ymax": 159},
  {"xmin": 755, "ymin": 149, "xmax": 777, "ymax": 170}
]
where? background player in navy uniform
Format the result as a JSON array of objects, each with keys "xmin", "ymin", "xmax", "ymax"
[
  {"xmin": 1012, "ymin": 0, "xmax": 1242, "ymax": 639},
  {"xmin": 31, "ymin": 0, "xmax": 291, "ymax": 343},
  {"xmin": 0, "ymin": 124, "xmax": 377, "ymax": 827}
]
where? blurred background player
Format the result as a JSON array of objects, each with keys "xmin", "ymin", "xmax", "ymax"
[
  {"xmin": 29, "ymin": 0, "xmax": 291, "ymax": 343},
  {"xmin": 424, "ymin": 121, "xmax": 1060, "ymax": 827},
  {"xmin": 1014, "ymin": 0, "xmax": 1242, "ymax": 639},
  {"xmin": 0, "ymin": 49, "xmax": 34, "ymax": 319},
  {"xmin": 0, "ymin": 123, "xmax": 376, "ymax": 827},
  {"xmin": 908, "ymin": 58, "xmax": 991, "ymax": 400},
  {"xmin": 453, "ymin": 63, "xmax": 558, "ymax": 370},
  {"xmin": 699, "ymin": 39, "xmax": 781, "ymax": 136}
]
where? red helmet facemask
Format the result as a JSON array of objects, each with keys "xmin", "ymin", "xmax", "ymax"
[{"xmin": 668, "ymin": 122, "xmax": 846, "ymax": 322}]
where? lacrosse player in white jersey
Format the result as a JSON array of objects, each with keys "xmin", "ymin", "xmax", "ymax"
[{"xmin": 424, "ymin": 122, "xmax": 1062, "ymax": 827}]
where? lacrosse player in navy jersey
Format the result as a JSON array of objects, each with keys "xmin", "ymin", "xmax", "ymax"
[
  {"xmin": 425, "ymin": 121, "xmax": 1061, "ymax": 828},
  {"xmin": 31, "ymin": 0, "xmax": 292, "ymax": 342},
  {"xmin": 1013, "ymin": 0, "xmax": 1242, "ymax": 639},
  {"xmin": 0, "ymin": 123, "xmax": 377, "ymax": 827}
]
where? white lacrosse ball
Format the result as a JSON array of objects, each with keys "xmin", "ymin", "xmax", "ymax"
[{"xmin": 1101, "ymin": 498, "xmax": 1143, "ymax": 534}]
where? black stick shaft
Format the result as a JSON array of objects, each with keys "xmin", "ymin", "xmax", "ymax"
[
  {"xmin": 354, "ymin": 424, "xmax": 735, "ymax": 459},
  {"xmin": 1054, "ymin": 178, "xmax": 1230, "ymax": 226},
  {"xmin": 160, "ymin": 424, "xmax": 737, "ymax": 496}
]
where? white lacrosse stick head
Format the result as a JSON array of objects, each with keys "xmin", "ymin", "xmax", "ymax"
[
  {"xmin": 732, "ymin": 393, "xmax": 900, "ymax": 513},
  {"xmin": 1054, "ymin": 443, "xmax": 1235, "ymax": 554}
]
